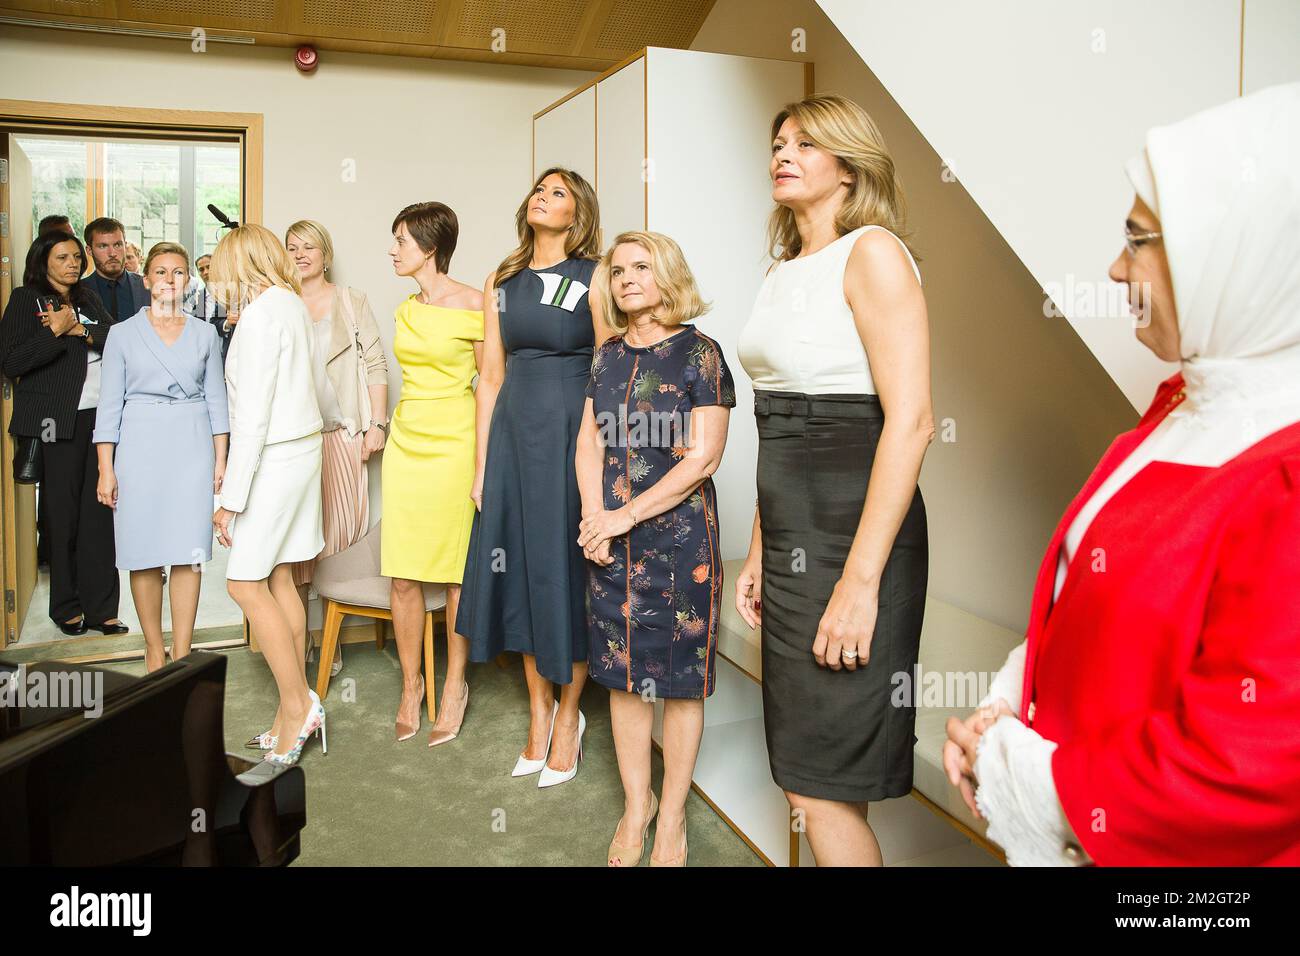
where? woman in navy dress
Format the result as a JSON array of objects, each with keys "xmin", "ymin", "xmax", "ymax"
[
  {"xmin": 577, "ymin": 231, "xmax": 735, "ymax": 866},
  {"xmin": 459, "ymin": 168, "xmax": 612, "ymax": 785},
  {"xmin": 94, "ymin": 242, "xmax": 230, "ymax": 671}
]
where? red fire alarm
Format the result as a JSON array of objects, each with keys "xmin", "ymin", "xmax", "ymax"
[{"xmin": 294, "ymin": 45, "xmax": 318, "ymax": 74}]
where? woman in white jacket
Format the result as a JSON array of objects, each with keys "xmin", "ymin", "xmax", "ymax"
[{"xmin": 209, "ymin": 224, "xmax": 326, "ymax": 766}]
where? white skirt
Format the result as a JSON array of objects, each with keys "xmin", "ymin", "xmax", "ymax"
[{"xmin": 226, "ymin": 432, "xmax": 324, "ymax": 581}]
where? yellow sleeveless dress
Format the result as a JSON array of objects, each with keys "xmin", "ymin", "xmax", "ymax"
[{"xmin": 380, "ymin": 296, "xmax": 484, "ymax": 583}]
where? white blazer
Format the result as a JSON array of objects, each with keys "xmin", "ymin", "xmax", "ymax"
[{"xmin": 220, "ymin": 285, "xmax": 324, "ymax": 513}]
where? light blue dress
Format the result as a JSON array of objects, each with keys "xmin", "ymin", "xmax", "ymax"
[{"xmin": 93, "ymin": 309, "xmax": 230, "ymax": 570}]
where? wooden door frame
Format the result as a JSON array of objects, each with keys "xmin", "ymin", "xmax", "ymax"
[
  {"xmin": 0, "ymin": 100, "xmax": 262, "ymax": 223},
  {"xmin": 0, "ymin": 99, "xmax": 262, "ymax": 655}
]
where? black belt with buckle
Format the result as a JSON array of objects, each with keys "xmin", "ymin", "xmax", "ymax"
[{"xmin": 753, "ymin": 391, "xmax": 882, "ymax": 420}]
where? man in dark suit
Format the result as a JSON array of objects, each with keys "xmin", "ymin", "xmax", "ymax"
[
  {"xmin": 38, "ymin": 215, "xmax": 75, "ymax": 238},
  {"xmin": 82, "ymin": 218, "xmax": 149, "ymax": 324},
  {"xmin": 189, "ymin": 252, "xmax": 234, "ymax": 362}
]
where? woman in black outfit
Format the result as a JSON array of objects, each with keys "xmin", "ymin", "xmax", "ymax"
[{"xmin": 0, "ymin": 232, "xmax": 126, "ymax": 635}]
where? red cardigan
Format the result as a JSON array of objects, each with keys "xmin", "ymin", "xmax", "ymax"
[{"xmin": 1021, "ymin": 373, "xmax": 1300, "ymax": 865}]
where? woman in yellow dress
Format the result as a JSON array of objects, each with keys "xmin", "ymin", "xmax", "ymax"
[{"xmin": 382, "ymin": 201, "xmax": 484, "ymax": 744}]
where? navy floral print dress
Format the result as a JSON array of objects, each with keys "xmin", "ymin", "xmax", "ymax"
[{"xmin": 585, "ymin": 325, "xmax": 737, "ymax": 699}]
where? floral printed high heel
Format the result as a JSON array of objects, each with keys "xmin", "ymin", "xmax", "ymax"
[
  {"xmin": 264, "ymin": 695, "xmax": 327, "ymax": 767},
  {"xmin": 245, "ymin": 730, "xmax": 278, "ymax": 751},
  {"xmin": 249, "ymin": 691, "xmax": 321, "ymax": 752}
]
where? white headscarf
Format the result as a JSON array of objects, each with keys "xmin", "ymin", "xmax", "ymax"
[
  {"xmin": 1124, "ymin": 82, "xmax": 1300, "ymax": 409},
  {"xmin": 1125, "ymin": 81, "xmax": 1300, "ymax": 361},
  {"xmin": 1055, "ymin": 83, "xmax": 1300, "ymax": 601}
]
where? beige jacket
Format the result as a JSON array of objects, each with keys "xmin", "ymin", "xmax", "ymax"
[{"xmin": 323, "ymin": 286, "xmax": 388, "ymax": 436}]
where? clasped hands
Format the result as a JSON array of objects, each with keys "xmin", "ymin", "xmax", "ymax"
[
  {"xmin": 577, "ymin": 507, "xmax": 634, "ymax": 565},
  {"xmin": 943, "ymin": 698, "xmax": 1016, "ymax": 819},
  {"xmin": 39, "ymin": 304, "xmax": 82, "ymax": 337}
]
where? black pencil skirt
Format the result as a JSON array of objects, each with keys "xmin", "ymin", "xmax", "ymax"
[{"xmin": 755, "ymin": 390, "xmax": 928, "ymax": 803}]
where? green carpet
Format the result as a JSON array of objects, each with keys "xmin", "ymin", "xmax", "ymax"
[{"xmin": 105, "ymin": 644, "xmax": 764, "ymax": 867}]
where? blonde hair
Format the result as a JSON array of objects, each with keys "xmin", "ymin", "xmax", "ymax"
[
  {"xmin": 593, "ymin": 231, "xmax": 710, "ymax": 335},
  {"xmin": 142, "ymin": 241, "xmax": 190, "ymax": 275},
  {"xmin": 207, "ymin": 223, "xmax": 302, "ymax": 310},
  {"xmin": 284, "ymin": 219, "xmax": 335, "ymax": 271},
  {"xmin": 767, "ymin": 93, "xmax": 916, "ymax": 261},
  {"xmin": 494, "ymin": 167, "xmax": 601, "ymax": 290}
]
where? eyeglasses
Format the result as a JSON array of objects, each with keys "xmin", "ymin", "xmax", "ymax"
[{"xmin": 1124, "ymin": 228, "xmax": 1162, "ymax": 257}]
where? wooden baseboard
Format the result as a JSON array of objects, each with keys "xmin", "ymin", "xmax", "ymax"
[{"xmin": 910, "ymin": 787, "xmax": 1006, "ymax": 863}]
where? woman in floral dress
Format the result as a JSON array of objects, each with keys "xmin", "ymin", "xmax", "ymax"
[{"xmin": 577, "ymin": 231, "xmax": 735, "ymax": 866}]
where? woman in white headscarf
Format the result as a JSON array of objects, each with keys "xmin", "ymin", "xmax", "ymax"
[{"xmin": 943, "ymin": 82, "xmax": 1300, "ymax": 866}]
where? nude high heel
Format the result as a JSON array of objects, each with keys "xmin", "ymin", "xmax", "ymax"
[
  {"xmin": 396, "ymin": 674, "xmax": 424, "ymax": 742},
  {"xmin": 608, "ymin": 791, "xmax": 658, "ymax": 867},
  {"xmin": 649, "ymin": 827, "xmax": 689, "ymax": 867},
  {"xmin": 427, "ymin": 680, "xmax": 469, "ymax": 747}
]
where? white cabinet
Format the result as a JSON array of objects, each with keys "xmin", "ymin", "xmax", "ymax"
[
  {"xmin": 533, "ymin": 48, "xmax": 809, "ymax": 868},
  {"xmin": 534, "ymin": 46, "xmax": 807, "ymax": 560}
]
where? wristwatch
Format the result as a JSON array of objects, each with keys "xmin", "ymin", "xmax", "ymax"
[{"xmin": 373, "ymin": 421, "xmax": 389, "ymax": 434}]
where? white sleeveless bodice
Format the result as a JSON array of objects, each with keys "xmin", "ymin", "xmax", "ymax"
[{"xmin": 737, "ymin": 225, "xmax": 921, "ymax": 394}]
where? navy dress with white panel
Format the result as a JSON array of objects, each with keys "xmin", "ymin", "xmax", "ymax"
[{"xmin": 460, "ymin": 256, "xmax": 598, "ymax": 684}]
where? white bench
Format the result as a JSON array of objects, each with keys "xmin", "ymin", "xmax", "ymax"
[{"xmin": 653, "ymin": 558, "xmax": 1019, "ymax": 865}]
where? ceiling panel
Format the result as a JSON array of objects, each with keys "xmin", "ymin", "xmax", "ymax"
[{"xmin": 0, "ymin": 0, "xmax": 720, "ymax": 69}]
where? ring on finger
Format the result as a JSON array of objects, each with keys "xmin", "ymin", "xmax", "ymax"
[{"xmin": 841, "ymin": 648, "xmax": 858, "ymax": 660}]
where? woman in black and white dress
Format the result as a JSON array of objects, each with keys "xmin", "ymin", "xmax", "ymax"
[{"xmin": 735, "ymin": 94, "xmax": 934, "ymax": 866}]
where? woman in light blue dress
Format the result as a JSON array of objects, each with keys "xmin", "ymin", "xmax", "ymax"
[{"xmin": 93, "ymin": 243, "xmax": 230, "ymax": 671}]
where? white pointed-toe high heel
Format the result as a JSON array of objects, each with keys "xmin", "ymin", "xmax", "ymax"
[
  {"xmin": 511, "ymin": 701, "xmax": 557, "ymax": 777},
  {"xmin": 537, "ymin": 709, "xmax": 585, "ymax": 789}
]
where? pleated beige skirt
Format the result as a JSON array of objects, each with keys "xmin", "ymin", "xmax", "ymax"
[{"xmin": 292, "ymin": 426, "xmax": 369, "ymax": 586}]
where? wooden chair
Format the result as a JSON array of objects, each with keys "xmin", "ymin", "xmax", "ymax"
[{"xmin": 311, "ymin": 521, "xmax": 447, "ymax": 720}]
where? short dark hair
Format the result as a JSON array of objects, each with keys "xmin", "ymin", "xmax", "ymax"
[
  {"xmin": 392, "ymin": 202, "xmax": 458, "ymax": 274},
  {"xmin": 84, "ymin": 216, "xmax": 126, "ymax": 246},
  {"xmin": 38, "ymin": 214, "xmax": 73, "ymax": 237}
]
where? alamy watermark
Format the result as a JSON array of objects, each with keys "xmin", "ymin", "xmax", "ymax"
[
  {"xmin": 596, "ymin": 403, "xmax": 691, "ymax": 451},
  {"xmin": 890, "ymin": 663, "xmax": 998, "ymax": 710},
  {"xmin": 0, "ymin": 664, "xmax": 103, "ymax": 718},
  {"xmin": 49, "ymin": 886, "xmax": 150, "ymax": 935},
  {"xmin": 1043, "ymin": 276, "xmax": 1152, "ymax": 328}
]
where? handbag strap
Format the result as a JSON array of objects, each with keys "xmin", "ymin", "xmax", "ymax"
[
  {"xmin": 338, "ymin": 288, "xmax": 373, "ymax": 428},
  {"xmin": 337, "ymin": 287, "xmax": 362, "ymax": 348}
]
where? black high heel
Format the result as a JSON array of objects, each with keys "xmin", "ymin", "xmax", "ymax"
[
  {"xmin": 86, "ymin": 620, "xmax": 130, "ymax": 635},
  {"xmin": 57, "ymin": 618, "xmax": 87, "ymax": 637}
]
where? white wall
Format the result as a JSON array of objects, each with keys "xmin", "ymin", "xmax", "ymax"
[
  {"xmin": 0, "ymin": 26, "xmax": 595, "ymax": 628},
  {"xmin": 814, "ymin": 0, "xmax": 1234, "ymax": 409},
  {"xmin": 691, "ymin": 0, "xmax": 1140, "ymax": 632},
  {"xmin": 0, "ymin": 26, "xmax": 595, "ymax": 523},
  {"xmin": 537, "ymin": 50, "xmax": 803, "ymax": 560},
  {"xmin": 644, "ymin": 48, "xmax": 805, "ymax": 560},
  {"xmin": 533, "ymin": 85, "xmax": 596, "ymax": 184},
  {"xmin": 1244, "ymin": 0, "xmax": 1300, "ymax": 93}
]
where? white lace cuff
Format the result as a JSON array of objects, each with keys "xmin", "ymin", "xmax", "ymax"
[
  {"xmin": 973, "ymin": 716, "xmax": 1090, "ymax": 866},
  {"xmin": 978, "ymin": 640, "xmax": 1027, "ymax": 715}
]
